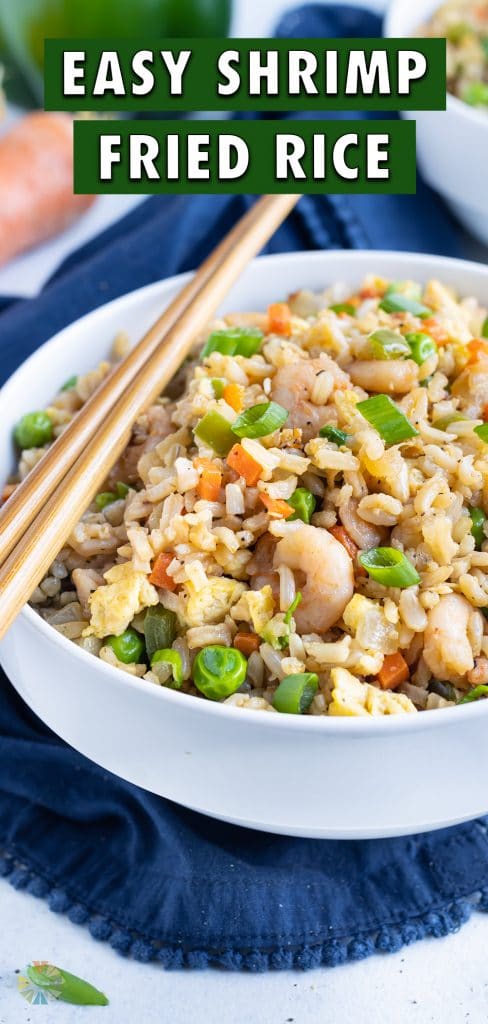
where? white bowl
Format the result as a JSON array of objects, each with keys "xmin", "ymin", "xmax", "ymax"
[
  {"xmin": 2, "ymin": 249, "xmax": 488, "ymax": 840},
  {"xmin": 385, "ymin": 0, "xmax": 488, "ymax": 245}
]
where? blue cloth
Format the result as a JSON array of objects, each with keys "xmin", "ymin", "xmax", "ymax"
[{"xmin": 1, "ymin": 4, "xmax": 487, "ymax": 970}]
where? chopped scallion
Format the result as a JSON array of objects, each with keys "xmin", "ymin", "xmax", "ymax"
[
  {"xmin": 194, "ymin": 410, "xmax": 236, "ymax": 455},
  {"xmin": 474, "ymin": 423, "xmax": 488, "ymax": 444},
  {"xmin": 284, "ymin": 592, "xmax": 302, "ymax": 627},
  {"xmin": 434, "ymin": 413, "xmax": 467, "ymax": 431},
  {"xmin": 358, "ymin": 547, "xmax": 420, "ymax": 588},
  {"xmin": 287, "ymin": 488, "xmax": 316, "ymax": 524},
  {"xmin": 356, "ymin": 394, "xmax": 418, "ymax": 445},
  {"xmin": 201, "ymin": 327, "xmax": 263, "ymax": 360},
  {"xmin": 458, "ymin": 685, "xmax": 488, "ymax": 705},
  {"xmin": 151, "ymin": 648, "xmax": 183, "ymax": 688},
  {"xmin": 211, "ymin": 378, "xmax": 225, "ymax": 399},
  {"xmin": 379, "ymin": 293, "xmax": 432, "ymax": 318},
  {"xmin": 231, "ymin": 401, "xmax": 288, "ymax": 439},
  {"xmin": 329, "ymin": 302, "xmax": 356, "ymax": 316},
  {"xmin": 482, "ymin": 317, "xmax": 488, "ymax": 340},
  {"xmin": 469, "ymin": 507, "xmax": 486, "ymax": 550},
  {"xmin": 60, "ymin": 375, "xmax": 78, "ymax": 391},
  {"xmin": 272, "ymin": 672, "xmax": 319, "ymax": 714},
  {"xmin": 369, "ymin": 328, "xmax": 411, "ymax": 360},
  {"xmin": 318, "ymin": 424, "xmax": 350, "ymax": 445},
  {"xmin": 405, "ymin": 331, "xmax": 437, "ymax": 368}
]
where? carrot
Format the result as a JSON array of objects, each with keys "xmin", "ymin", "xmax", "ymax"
[
  {"xmin": 149, "ymin": 552, "xmax": 176, "ymax": 591},
  {"xmin": 482, "ymin": 404, "xmax": 488, "ymax": 422},
  {"xmin": 329, "ymin": 525, "xmax": 358, "ymax": 562},
  {"xmin": 223, "ymin": 382, "xmax": 244, "ymax": 413},
  {"xmin": 421, "ymin": 317, "xmax": 449, "ymax": 346},
  {"xmin": 377, "ymin": 652, "xmax": 409, "ymax": 691},
  {"xmin": 234, "ymin": 631, "xmax": 261, "ymax": 655},
  {"xmin": 259, "ymin": 493, "xmax": 294, "ymax": 518},
  {"xmin": 0, "ymin": 112, "xmax": 95, "ymax": 268},
  {"xmin": 195, "ymin": 458, "xmax": 222, "ymax": 502},
  {"xmin": 226, "ymin": 443, "xmax": 262, "ymax": 486},
  {"xmin": 467, "ymin": 339, "xmax": 488, "ymax": 365},
  {"xmin": 268, "ymin": 302, "xmax": 292, "ymax": 337}
]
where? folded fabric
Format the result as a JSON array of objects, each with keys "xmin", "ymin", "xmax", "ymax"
[{"xmin": 1, "ymin": 3, "xmax": 485, "ymax": 971}]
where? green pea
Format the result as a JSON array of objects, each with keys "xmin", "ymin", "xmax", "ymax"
[
  {"xmin": 287, "ymin": 487, "xmax": 317, "ymax": 524},
  {"xmin": 14, "ymin": 411, "xmax": 53, "ymax": 449},
  {"xmin": 193, "ymin": 645, "xmax": 247, "ymax": 700},
  {"xmin": 105, "ymin": 628, "xmax": 145, "ymax": 664},
  {"xmin": 469, "ymin": 507, "xmax": 486, "ymax": 550},
  {"xmin": 95, "ymin": 492, "xmax": 117, "ymax": 510}
]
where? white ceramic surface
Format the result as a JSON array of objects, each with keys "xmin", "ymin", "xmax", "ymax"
[
  {"xmin": 2, "ymin": 249, "xmax": 488, "ymax": 840},
  {"xmin": 385, "ymin": 0, "xmax": 488, "ymax": 246}
]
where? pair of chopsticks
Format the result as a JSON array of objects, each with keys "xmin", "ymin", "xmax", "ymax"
[{"xmin": 0, "ymin": 194, "xmax": 299, "ymax": 641}]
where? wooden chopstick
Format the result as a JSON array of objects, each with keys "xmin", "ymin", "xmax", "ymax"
[
  {"xmin": 0, "ymin": 194, "xmax": 297, "ymax": 565},
  {"xmin": 0, "ymin": 193, "xmax": 299, "ymax": 640}
]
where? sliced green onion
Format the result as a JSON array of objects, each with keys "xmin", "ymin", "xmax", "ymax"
[
  {"xmin": 60, "ymin": 375, "xmax": 78, "ymax": 391},
  {"xmin": 144, "ymin": 606, "xmax": 177, "ymax": 661},
  {"xmin": 151, "ymin": 648, "xmax": 183, "ymax": 688},
  {"xmin": 318, "ymin": 424, "xmax": 350, "ymax": 445},
  {"xmin": 369, "ymin": 328, "xmax": 411, "ymax": 360},
  {"xmin": 194, "ymin": 410, "xmax": 236, "ymax": 456},
  {"xmin": 428, "ymin": 678, "xmax": 457, "ymax": 702},
  {"xmin": 385, "ymin": 280, "xmax": 422, "ymax": 301},
  {"xmin": 284, "ymin": 591, "xmax": 302, "ymax": 627},
  {"xmin": 379, "ymin": 293, "xmax": 432, "ymax": 318},
  {"xmin": 26, "ymin": 963, "xmax": 108, "ymax": 1007},
  {"xmin": 201, "ymin": 327, "xmax": 263, "ymax": 360},
  {"xmin": 358, "ymin": 547, "xmax": 421, "ymax": 588},
  {"xmin": 231, "ymin": 401, "xmax": 288, "ymax": 439},
  {"xmin": 329, "ymin": 302, "xmax": 356, "ymax": 316},
  {"xmin": 474, "ymin": 423, "xmax": 488, "ymax": 444},
  {"xmin": 14, "ymin": 411, "xmax": 53, "ymax": 449},
  {"xmin": 482, "ymin": 317, "xmax": 488, "ymax": 339},
  {"xmin": 462, "ymin": 81, "xmax": 488, "ymax": 107},
  {"xmin": 356, "ymin": 395, "xmax": 418, "ymax": 446},
  {"xmin": 193, "ymin": 645, "xmax": 247, "ymax": 700},
  {"xmin": 405, "ymin": 331, "xmax": 437, "ymax": 368},
  {"xmin": 211, "ymin": 378, "xmax": 225, "ymax": 399},
  {"xmin": 105, "ymin": 628, "xmax": 145, "ymax": 664},
  {"xmin": 272, "ymin": 672, "xmax": 318, "ymax": 714},
  {"xmin": 433, "ymin": 413, "xmax": 467, "ymax": 431},
  {"xmin": 458, "ymin": 685, "xmax": 488, "ymax": 705},
  {"xmin": 469, "ymin": 507, "xmax": 486, "ymax": 550},
  {"xmin": 287, "ymin": 487, "xmax": 316, "ymax": 524},
  {"xmin": 116, "ymin": 481, "xmax": 130, "ymax": 498},
  {"xmin": 95, "ymin": 491, "xmax": 116, "ymax": 510}
]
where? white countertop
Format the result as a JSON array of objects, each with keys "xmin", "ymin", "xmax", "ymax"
[{"xmin": 1, "ymin": 1, "xmax": 488, "ymax": 1021}]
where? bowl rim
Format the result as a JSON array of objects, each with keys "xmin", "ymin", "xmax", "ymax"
[
  {"xmin": 4, "ymin": 246, "xmax": 488, "ymax": 737},
  {"xmin": 384, "ymin": 0, "xmax": 488, "ymax": 132}
]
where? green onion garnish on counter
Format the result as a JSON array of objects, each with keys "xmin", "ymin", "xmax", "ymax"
[
  {"xmin": 201, "ymin": 326, "xmax": 263, "ymax": 359},
  {"xmin": 231, "ymin": 401, "xmax": 288, "ymax": 439},
  {"xmin": 272, "ymin": 672, "xmax": 319, "ymax": 714},
  {"xmin": 194, "ymin": 410, "xmax": 236, "ymax": 455},
  {"xmin": 151, "ymin": 648, "xmax": 183, "ymax": 688},
  {"xmin": 287, "ymin": 488, "xmax": 316, "ymax": 523},
  {"xmin": 379, "ymin": 292, "xmax": 432, "ymax": 318},
  {"xmin": 369, "ymin": 328, "xmax": 411, "ymax": 360},
  {"xmin": 319, "ymin": 424, "xmax": 350, "ymax": 445},
  {"xmin": 356, "ymin": 394, "xmax": 418, "ymax": 445},
  {"xmin": 193, "ymin": 645, "xmax": 247, "ymax": 700},
  {"xmin": 405, "ymin": 332, "xmax": 437, "ymax": 367},
  {"xmin": 358, "ymin": 547, "xmax": 421, "ymax": 588}
]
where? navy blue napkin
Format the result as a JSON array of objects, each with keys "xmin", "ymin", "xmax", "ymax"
[{"xmin": 1, "ymin": 5, "xmax": 487, "ymax": 971}]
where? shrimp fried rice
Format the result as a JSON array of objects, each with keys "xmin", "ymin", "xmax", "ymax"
[{"xmin": 7, "ymin": 273, "xmax": 488, "ymax": 717}]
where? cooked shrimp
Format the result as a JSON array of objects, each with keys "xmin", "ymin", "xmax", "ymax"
[
  {"xmin": 423, "ymin": 593, "xmax": 481, "ymax": 683},
  {"xmin": 348, "ymin": 359, "xmax": 419, "ymax": 394},
  {"xmin": 271, "ymin": 356, "xmax": 350, "ymax": 441},
  {"xmin": 339, "ymin": 498, "xmax": 388, "ymax": 549},
  {"xmin": 273, "ymin": 523, "xmax": 354, "ymax": 633}
]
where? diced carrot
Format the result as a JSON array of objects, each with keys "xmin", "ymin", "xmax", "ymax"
[
  {"xmin": 377, "ymin": 652, "xmax": 409, "ymax": 691},
  {"xmin": 227, "ymin": 443, "xmax": 262, "ymax": 486},
  {"xmin": 422, "ymin": 317, "xmax": 449, "ymax": 346},
  {"xmin": 268, "ymin": 302, "xmax": 292, "ymax": 337},
  {"xmin": 359, "ymin": 285, "xmax": 381, "ymax": 299},
  {"xmin": 149, "ymin": 552, "xmax": 176, "ymax": 591},
  {"xmin": 467, "ymin": 339, "xmax": 488, "ymax": 365},
  {"xmin": 223, "ymin": 382, "xmax": 243, "ymax": 413},
  {"xmin": 234, "ymin": 631, "xmax": 261, "ymax": 655},
  {"xmin": 1, "ymin": 484, "xmax": 16, "ymax": 505},
  {"xmin": 194, "ymin": 457, "xmax": 222, "ymax": 501},
  {"xmin": 329, "ymin": 525, "xmax": 358, "ymax": 562},
  {"xmin": 259, "ymin": 493, "xmax": 294, "ymax": 519},
  {"xmin": 483, "ymin": 404, "xmax": 488, "ymax": 422}
]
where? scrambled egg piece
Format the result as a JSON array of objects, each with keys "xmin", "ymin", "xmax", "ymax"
[
  {"xmin": 343, "ymin": 594, "xmax": 399, "ymax": 656},
  {"xmin": 85, "ymin": 562, "xmax": 159, "ymax": 639},
  {"xmin": 328, "ymin": 668, "xmax": 416, "ymax": 717},
  {"xmin": 231, "ymin": 585, "xmax": 275, "ymax": 634},
  {"xmin": 185, "ymin": 577, "xmax": 246, "ymax": 628}
]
